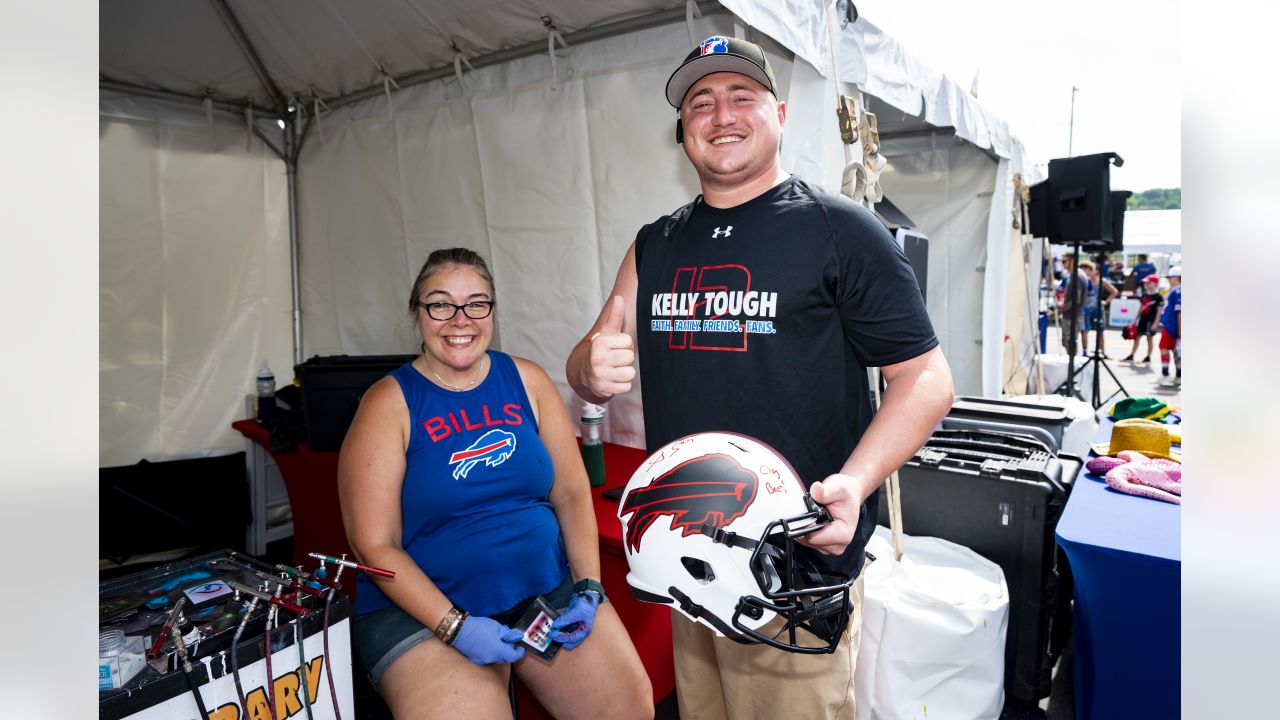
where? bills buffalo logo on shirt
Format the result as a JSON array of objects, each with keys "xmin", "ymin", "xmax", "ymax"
[
  {"xmin": 647, "ymin": 264, "xmax": 779, "ymax": 351},
  {"xmin": 700, "ymin": 36, "xmax": 729, "ymax": 56},
  {"xmin": 619, "ymin": 453, "xmax": 758, "ymax": 553},
  {"xmin": 449, "ymin": 429, "xmax": 517, "ymax": 480}
]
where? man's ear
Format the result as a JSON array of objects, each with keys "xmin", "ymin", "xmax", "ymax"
[
  {"xmin": 777, "ymin": 100, "xmax": 787, "ymax": 127},
  {"xmin": 675, "ymin": 117, "xmax": 684, "ymax": 144}
]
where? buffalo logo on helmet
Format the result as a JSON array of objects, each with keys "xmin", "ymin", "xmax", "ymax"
[
  {"xmin": 700, "ymin": 36, "xmax": 729, "ymax": 56},
  {"xmin": 619, "ymin": 453, "xmax": 758, "ymax": 553},
  {"xmin": 448, "ymin": 428, "xmax": 517, "ymax": 480}
]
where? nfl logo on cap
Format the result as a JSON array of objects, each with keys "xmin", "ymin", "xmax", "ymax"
[{"xmin": 700, "ymin": 36, "xmax": 729, "ymax": 56}]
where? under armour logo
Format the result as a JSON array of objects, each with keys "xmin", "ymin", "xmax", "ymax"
[{"xmin": 712, "ymin": 226, "xmax": 733, "ymax": 238}]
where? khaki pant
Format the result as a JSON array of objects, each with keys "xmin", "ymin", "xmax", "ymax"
[{"xmin": 672, "ymin": 574, "xmax": 865, "ymax": 720}]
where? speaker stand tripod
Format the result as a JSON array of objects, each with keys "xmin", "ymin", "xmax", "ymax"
[{"xmin": 1055, "ymin": 244, "xmax": 1129, "ymax": 408}]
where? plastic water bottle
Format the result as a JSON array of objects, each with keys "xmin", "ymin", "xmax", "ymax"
[
  {"xmin": 255, "ymin": 361, "xmax": 276, "ymax": 425},
  {"xmin": 581, "ymin": 402, "xmax": 606, "ymax": 488}
]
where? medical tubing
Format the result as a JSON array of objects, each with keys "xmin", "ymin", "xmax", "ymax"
[
  {"xmin": 322, "ymin": 588, "xmax": 342, "ymax": 720},
  {"xmin": 171, "ymin": 623, "xmax": 211, "ymax": 719},
  {"xmin": 230, "ymin": 596, "xmax": 260, "ymax": 713},
  {"xmin": 296, "ymin": 617, "xmax": 315, "ymax": 720},
  {"xmin": 265, "ymin": 605, "xmax": 279, "ymax": 720}
]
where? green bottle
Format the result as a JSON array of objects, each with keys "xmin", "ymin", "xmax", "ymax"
[{"xmin": 581, "ymin": 403, "xmax": 606, "ymax": 487}]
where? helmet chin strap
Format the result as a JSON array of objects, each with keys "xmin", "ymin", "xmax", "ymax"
[{"xmin": 667, "ymin": 586, "xmax": 756, "ymax": 644}]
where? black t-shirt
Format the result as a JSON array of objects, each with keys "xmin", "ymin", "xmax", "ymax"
[{"xmin": 633, "ymin": 176, "xmax": 938, "ymax": 576}]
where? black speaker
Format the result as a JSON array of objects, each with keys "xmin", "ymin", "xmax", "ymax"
[
  {"xmin": 1028, "ymin": 180, "xmax": 1051, "ymax": 238},
  {"xmin": 1044, "ymin": 152, "xmax": 1123, "ymax": 246},
  {"xmin": 1109, "ymin": 190, "xmax": 1132, "ymax": 250}
]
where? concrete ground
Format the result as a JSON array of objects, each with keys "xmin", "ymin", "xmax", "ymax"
[{"xmin": 1040, "ymin": 321, "xmax": 1183, "ymax": 406}]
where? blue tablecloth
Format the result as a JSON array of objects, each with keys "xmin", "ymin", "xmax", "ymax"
[{"xmin": 1055, "ymin": 416, "xmax": 1180, "ymax": 719}]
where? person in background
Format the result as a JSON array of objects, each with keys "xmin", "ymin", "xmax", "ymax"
[
  {"xmin": 566, "ymin": 36, "xmax": 953, "ymax": 720},
  {"xmin": 1132, "ymin": 254, "xmax": 1157, "ymax": 284},
  {"xmin": 340, "ymin": 248, "xmax": 652, "ymax": 720},
  {"xmin": 1109, "ymin": 259, "xmax": 1126, "ymax": 285},
  {"xmin": 1122, "ymin": 274, "xmax": 1164, "ymax": 363},
  {"xmin": 1080, "ymin": 259, "xmax": 1119, "ymax": 357},
  {"xmin": 1058, "ymin": 254, "xmax": 1090, "ymax": 355},
  {"xmin": 1158, "ymin": 265, "xmax": 1182, "ymax": 384}
]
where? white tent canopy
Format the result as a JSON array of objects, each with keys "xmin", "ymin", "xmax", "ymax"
[
  {"xmin": 100, "ymin": 0, "xmax": 1037, "ymax": 465},
  {"xmin": 1121, "ymin": 209, "xmax": 1181, "ymax": 257}
]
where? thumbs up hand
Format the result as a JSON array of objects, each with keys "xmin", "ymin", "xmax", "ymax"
[{"xmin": 585, "ymin": 295, "xmax": 636, "ymax": 399}]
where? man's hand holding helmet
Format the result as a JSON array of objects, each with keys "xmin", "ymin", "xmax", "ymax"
[
  {"xmin": 801, "ymin": 473, "xmax": 862, "ymax": 556},
  {"xmin": 584, "ymin": 296, "xmax": 635, "ymax": 399}
]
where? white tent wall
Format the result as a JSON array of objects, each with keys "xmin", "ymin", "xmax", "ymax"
[
  {"xmin": 876, "ymin": 142, "xmax": 999, "ymax": 396},
  {"xmin": 99, "ymin": 115, "xmax": 293, "ymax": 467}
]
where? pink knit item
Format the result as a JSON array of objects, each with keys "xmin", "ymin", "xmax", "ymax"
[{"xmin": 1088, "ymin": 451, "xmax": 1183, "ymax": 504}]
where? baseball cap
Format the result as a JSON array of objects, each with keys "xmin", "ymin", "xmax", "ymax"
[
  {"xmin": 666, "ymin": 36, "xmax": 777, "ymax": 108},
  {"xmin": 1168, "ymin": 265, "xmax": 1182, "ymax": 277},
  {"xmin": 1142, "ymin": 274, "xmax": 1160, "ymax": 283}
]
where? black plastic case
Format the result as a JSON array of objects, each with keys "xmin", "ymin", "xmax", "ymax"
[{"xmin": 878, "ymin": 431, "xmax": 1082, "ymax": 703}]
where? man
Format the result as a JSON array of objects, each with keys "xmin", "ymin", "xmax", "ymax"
[
  {"xmin": 1158, "ymin": 266, "xmax": 1182, "ymax": 384},
  {"xmin": 1058, "ymin": 254, "xmax": 1091, "ymax": 355},
  {"xmin": 1132, "ymin": 253, "xmax": 1157, "ymax": 284},
  {"xmin": 566, "ymin": 36, "xmax": 953, "ymax": 719}
]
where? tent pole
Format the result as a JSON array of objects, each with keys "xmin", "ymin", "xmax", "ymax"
[
  {"xmin": 285, "ymin": 117, "xmax": 304, "ymax": 366},
  {"xmin": 99, "ymin": 78, "xmax": 277, "ymax": 118}
]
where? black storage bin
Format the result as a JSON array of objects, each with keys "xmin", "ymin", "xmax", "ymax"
[
  {"xmin": 294, "ymin": 354, "xmax": 415, "ymax": 451},
  {"xmin": 946, "ymin": 396, "xmax": 1075, "ymax": 452},
  {"xmin": 878, "ymin": 432, "xmax": 1082, "ymax": 704}
]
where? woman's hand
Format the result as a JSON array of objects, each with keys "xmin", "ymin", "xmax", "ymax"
[
  {"xmin": 451, "ymin": 616, "xmax": 526, "ymax": 665},
  {"xmin": 549, "ymin": 592, "xmax": 600, "ymax": 650}
]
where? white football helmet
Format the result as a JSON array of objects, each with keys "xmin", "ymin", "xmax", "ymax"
[{"xmin": 617, "ymin": 432, "xmax": 855, "ymax": 653}]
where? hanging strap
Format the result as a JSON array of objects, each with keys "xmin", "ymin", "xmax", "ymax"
[
  {"xmin": 312, "ymin": 94, "xmax": 329, "ymax": 142},
  {"xmin": 244, "ymin": 106, "xmax": 255, "ymax": 152},
  {"xmin": 204, "ymin": 93, "xmax": 216, "ymax": 148},
  {"xmin": 381, "ymin": 71, "xmax": 401, "ymax": 124},
  {"xmin": 826, "ymin": 2, "xmax": 905, "ymax": 559},
  {"xmin": 543, "ymin": 16, "xmax": 569, "ymax": 90},
  {"xmin": 869, "ymin": 367, "xmax": 906, "ymax": 561},
  {"xmin": 453, "ymin": 48, "xmax": 476, "ymax": 96}
]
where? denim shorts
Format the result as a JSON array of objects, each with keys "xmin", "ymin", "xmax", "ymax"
[{"xmin": 352, "ymin": 575, "xmax": 574, "ymax": 688}]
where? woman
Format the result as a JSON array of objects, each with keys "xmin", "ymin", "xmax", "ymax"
[
  {"xmin": 1079, "ymin": 260, "xmax": 1118, "ymax": 357},
  {"xmin": 339, "ymin": 248, "xmax": 652, "ymax": 719}
]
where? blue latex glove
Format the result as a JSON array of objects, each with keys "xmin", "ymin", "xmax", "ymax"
[
  {"xmin": 548, "ymin": 592, "xmax": 600, "ymax": 650},
  {"xmin": 451, "ymin": 615, "xmax": 526, "ymax": 665}
]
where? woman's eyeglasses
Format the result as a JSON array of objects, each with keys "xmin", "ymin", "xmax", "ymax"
[{"xmin": 416, "ymin": 300, "xmax": 494, "ymax": 321}]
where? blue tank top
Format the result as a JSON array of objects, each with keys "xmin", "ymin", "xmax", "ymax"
[{"xmin": 354, "ymin": 351, "xmax": 568, "ymax": 617}]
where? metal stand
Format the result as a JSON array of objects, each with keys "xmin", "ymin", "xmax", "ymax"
[{"xmin": 1056, "ymin": 244, "xmax": 1129, "ymax": 408}]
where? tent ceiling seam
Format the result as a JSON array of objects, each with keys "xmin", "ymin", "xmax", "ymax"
[
  {"xmin": 209, "ymin": 0, "xmax": 288, "ymax": 117},
  {"xmin": 324, "ymin": 0, "xmax": 724, "ymax": 110}
]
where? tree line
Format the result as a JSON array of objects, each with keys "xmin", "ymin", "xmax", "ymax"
[{"xmin": 1126, "ymin": 188, "xmax": 1180, "ymax": 210}]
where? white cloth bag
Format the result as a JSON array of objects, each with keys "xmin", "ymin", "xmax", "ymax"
[{"xmin": 856, "ymin": 526, "xmax": 1009, "ymax": 720}]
